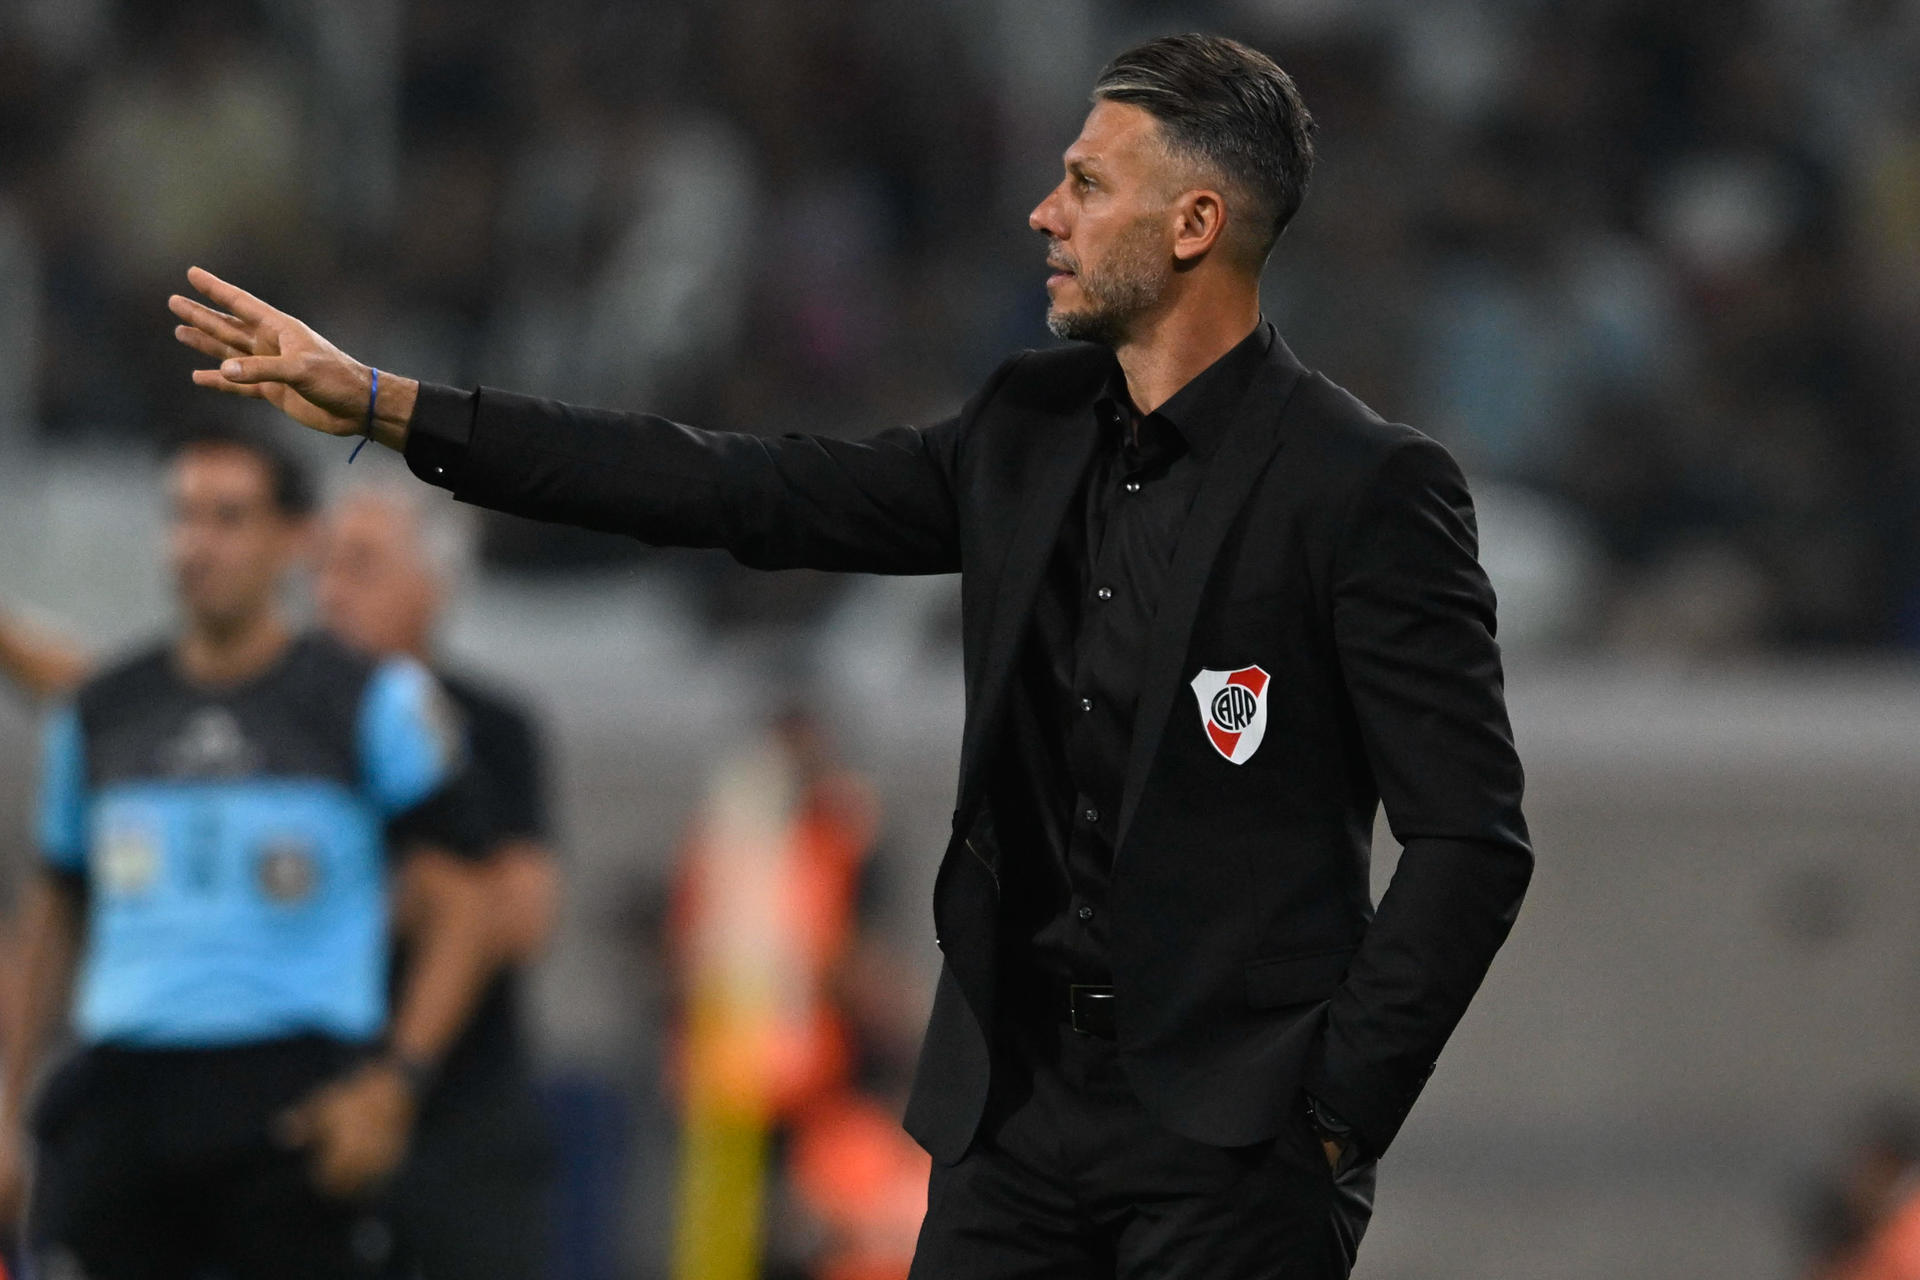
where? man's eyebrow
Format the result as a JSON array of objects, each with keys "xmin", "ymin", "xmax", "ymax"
[{"xmin": 1065, "ymin": 153, "xmax": 1104, "ymax": 175}]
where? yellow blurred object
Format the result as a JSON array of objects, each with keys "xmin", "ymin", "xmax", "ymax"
[{"xmin": 670, "ymin": 1101, "xmax": 771, "ymax": 1280}]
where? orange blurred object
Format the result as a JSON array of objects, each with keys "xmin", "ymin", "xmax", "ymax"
[
  {"xmin": 1825, "ymin": 1184, "xmax": 1920, "ymax": 1280},
  {"xmin": 789, "ymin": 1091, "xmax": 931, "ymax": 1280}
]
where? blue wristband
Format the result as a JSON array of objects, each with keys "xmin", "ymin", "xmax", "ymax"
[{"xmin": 348, "ymin": 367, "xmax": 378, "ymax": 463}]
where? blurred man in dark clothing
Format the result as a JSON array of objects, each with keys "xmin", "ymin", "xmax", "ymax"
[{"xmin": 316, "ymin": 484, "xmax": 561, "ymax": 1280}]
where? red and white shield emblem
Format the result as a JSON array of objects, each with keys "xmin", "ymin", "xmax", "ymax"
[{"xmin": 1189, "ymin": 665, "xmax": 1270, "ymax": 765}]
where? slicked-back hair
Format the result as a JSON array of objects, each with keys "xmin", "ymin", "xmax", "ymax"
[
  {"xmin": 166, "ymin": 422, "xmax": 319, "ymax": 519},
  {"xmin": 1092, "ymin": 33, "xmax": 1316, "ymax": 267}
]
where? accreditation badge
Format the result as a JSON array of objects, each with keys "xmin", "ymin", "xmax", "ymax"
[
  {"xmin": 257, "ymin": 839, "xmax": 320, "ymax": 904},
  {"xmin": 95, "ymin": 823, "xmax": 160, "ymax": 896}
]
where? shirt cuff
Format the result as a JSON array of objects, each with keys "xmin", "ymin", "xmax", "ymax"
[{"xmin": 404, "ymin": 382, "xmax": 477, "ymax": 491}]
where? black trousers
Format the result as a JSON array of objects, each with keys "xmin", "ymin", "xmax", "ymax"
[
  {"xmin": 28, "ymin": 1038, "xmax": 389, "ymax": 1280},
  {"xmin": 908, "ymin": 1006, "xmax": 1376, "ymax": 1280},
  {"xmin": 386, "ymin": 1071, "xmax": 553, "ymax": 1280}
]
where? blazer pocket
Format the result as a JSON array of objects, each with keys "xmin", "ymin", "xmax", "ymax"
[{"xmin": 1244, "ymin": 945, "xmax": 1358, "ymax": 1010}]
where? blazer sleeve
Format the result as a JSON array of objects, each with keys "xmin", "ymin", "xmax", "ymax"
[
  {"xmin": 405, "ymin": 358, "xmax": 1023, "ymax": 576},
  {"xmin": 1303, "ymin": 434, "xmax": 1533, "ymax": 1159}
]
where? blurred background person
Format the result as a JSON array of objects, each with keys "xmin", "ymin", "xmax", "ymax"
[
  {"xmin": 0, "ymin": 427, "xmax": 496, "ymax": 1279},
  {"xmin": 666, "ymin": 703, "xmax": 926, "ymax": 1280},
  {"xmin": 316, "ymin": 481, "xmax": 562, "ymax": 1280},
  {"xmin": 1802, "ymin": 1106, "xmax": 1920, "ymax": 1280}
]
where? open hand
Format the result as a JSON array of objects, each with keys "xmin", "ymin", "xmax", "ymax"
[
  {"xmin": 170, "ymin": 267, "xmax": 414, "ymax": 447},
  {"xmin": 274, "ymin": 1060, "xmax": 418, "ymax": 1200}
]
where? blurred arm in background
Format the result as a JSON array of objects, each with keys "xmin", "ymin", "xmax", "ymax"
[
  {"xmin": 467, "ymin": 706, "xmax": 560, "ymax": 967},
  {"xmin": 277, "ymin": 839, "xmax": 495, "ymax": 1200},
  {"xmin": 482, "ymin": 837, "xmax": 560, "ymax": 965},
  {"xmin": 0, "ymin": 609, "xmax": 93, "ymax": 704},
  {"xmin": 0, "ymin": 872, "xmax": 84, "ymax": 1231},
  {"xmin": 276, "ymin": 662, "xmax": 502, "ymax": 1201},
  {"xmin": 386, "ymin": 845, "xmax": 498, "ymax": 1068},
  {"xmin": 385, "ymin": 830, "xmax": 558, "ymax": 973}
]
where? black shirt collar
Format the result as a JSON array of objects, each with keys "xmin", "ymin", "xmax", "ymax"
[{"xmin": 1094, "ymin": 319, "xmax": 1276, "ymax": 463}]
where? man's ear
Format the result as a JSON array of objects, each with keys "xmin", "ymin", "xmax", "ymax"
[{"xmin": 1171, "ymin": 188, "xmax": 1228, "ymax": 263}]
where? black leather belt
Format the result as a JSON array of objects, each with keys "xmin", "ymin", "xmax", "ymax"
[{"xmin": 1001, "ymin": 967, "xmax": 1119, "ymax": 1038}]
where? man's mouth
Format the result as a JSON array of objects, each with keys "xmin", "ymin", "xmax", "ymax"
[{"xmin": 1046, "ymin": 260, "xmax": 1076, "ymax": 288}]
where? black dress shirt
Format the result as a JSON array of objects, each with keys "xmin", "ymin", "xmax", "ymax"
[{"xmin": 991, "ymin": 322, "xmax": 1276, "ymax": 988}]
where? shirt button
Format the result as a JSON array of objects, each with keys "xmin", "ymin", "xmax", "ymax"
[
  {"xmin": 1078, "ymin": 905, "xmax": 1095, "ymax": 921},
  {"xmin": 1124, "ymin": 480, "xmax": 1141, "ymax": 494},
  {"xmin": 1083, "ymin": 806, "xmax": 1100, "ymax": 824},
  {"xmin": 1095, "ymin": 586, "xmax": 1113, "ymax": 601},
  {"xmin": 1079, "ymin": 696, "xmax": 1094, "ymax": 712}
]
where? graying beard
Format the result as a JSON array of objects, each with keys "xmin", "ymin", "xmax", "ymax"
[
  {"xmin": 1044, "ymin": 217, "xmax": 1164, "ymax": 346},
  {"xmin": 1047, "ymin": 305, "xmax": 1128, "ymax": 346}
]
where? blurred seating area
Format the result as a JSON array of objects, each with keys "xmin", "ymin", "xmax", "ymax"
[{"xmin": 2, "ymin": 0, "xmax": 1917, "ymax": 653}]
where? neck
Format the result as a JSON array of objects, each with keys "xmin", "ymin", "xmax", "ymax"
[
  {"xmin": 177, "ymin": 608, "xmax": 293, "ymax": 688},
  {"xmin": 1112, "ymin": 281, "xmax": 1261, "ymax": 415}
]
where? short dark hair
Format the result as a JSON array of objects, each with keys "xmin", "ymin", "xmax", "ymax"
[
  {"xmin": 1092, "ymin": 33, "xmax": 1317, "ymax": 266},
  {"xmin": 165, "ymin": 422, "xmax": 318, "ymax": 518}
]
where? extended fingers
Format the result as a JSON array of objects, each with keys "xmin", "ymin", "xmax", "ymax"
[
  {"xmin": 174, "ymin": 324, "xmax": 243, "ymax": 362},
  {"xmin": 216, "ymin": 353, "xmax": 302, "ymax": 385},
  {"xmin": 190, "ymin": 367, "xmax": 268, "ymax": 399},
  {"xmin": 186, "ymin": 266, "xmax": 275, "ymax": 324},
  {"xmin": 169, "ymin": 294, "xmax": 255, "ymax": 351}
]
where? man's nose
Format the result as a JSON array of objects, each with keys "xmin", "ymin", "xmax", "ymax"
[{"xmin": 1029, "ymin": 187, "xmax": 1062, "ymax": 237}]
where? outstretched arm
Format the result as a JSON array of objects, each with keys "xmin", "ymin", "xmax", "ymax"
[{"xmin": 171, "ymin": 268, "xmax": 984, "ymax": 576}]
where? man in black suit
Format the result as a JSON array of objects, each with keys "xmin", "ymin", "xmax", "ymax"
[{"xmin": 169, "ymin": 32, "xmax": 1531, "ymax": 1278}]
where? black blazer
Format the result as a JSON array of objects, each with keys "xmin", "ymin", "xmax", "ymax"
[{"xmin": 411, "ymin": 332, "xmax": 1532, "ymax": 1164}]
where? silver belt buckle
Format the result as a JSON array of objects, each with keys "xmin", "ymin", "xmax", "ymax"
[{"xmin": 1068, "ymin": 984, "xmax": 1115, "ymax": 1034}]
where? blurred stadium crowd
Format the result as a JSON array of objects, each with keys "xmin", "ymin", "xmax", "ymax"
[
  {"xmin": 2, "ymin": 0, "xmax": 1918, "ymax": 652},
  {"xmin": 4, "ymin": 2, "xmax": 1920, "ymax": 1279}
]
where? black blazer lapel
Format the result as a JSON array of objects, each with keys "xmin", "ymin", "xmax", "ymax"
[
  {"xmin": 953, "ymin": 406, "xmax": 1100, "ymax": 828},
  {"xmin": 1115, "ymin": 341, "xmax": 1308, "ymax": 853}
]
